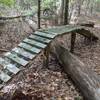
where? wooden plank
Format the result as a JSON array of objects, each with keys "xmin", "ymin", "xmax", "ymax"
[
  {"xmin": 5, "ymin": 52, "xmax": 28, "ymax": 66},
  {"xmin": 43, "ymin": 27, "xmax": 75, "ymax": 35},
  {"xmin": 34, "ymin": 31, "xmax": 56, "ymax": 39},
  {"xmin": 40, "ymin": 25, "xmax": 73, "ymax": 32},
  {"xmin": 29, "ymin": 34, "xmax": 51, "ymax": 44},
  {"xmin": 23, "ymin": 38, "xmax": 47, "ymax": 48},
  {"xmin": 41, "ymin": 25, "xmax": 82, "ymax": 35},
  {"xmin": 0, "ymin": 58, "xmax": 20, "ymax": 74},
  {"xmin": 39, "ymin": 30, "xmax": 58, "ymax": 35},
  {"xmin": 0, "ymin": 71, "xmax": 11, "ymax": 82},
  {"xmin": 12, "ymin": 47, "xmax": 35, "ymax": 60},
  {"xmin": 40, "ymin": 26, "xmax": 69, "ymax": 34},
  {"xmin": 4, "ymin": 64, "xmax": 20, "ymax": 74},
  {"xmin": 18, "ymin": 43, "xmax": 41, "ymax": 54}
]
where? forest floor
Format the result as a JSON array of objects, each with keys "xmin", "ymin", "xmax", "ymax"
[{"xmin": 0, "ymin": 13, "xmax": 100, "ymax": 100}]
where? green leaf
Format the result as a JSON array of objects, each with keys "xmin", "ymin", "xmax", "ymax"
[{"xmin": 0, "ymin": 0, "xmax": 15, "ymax": 7}]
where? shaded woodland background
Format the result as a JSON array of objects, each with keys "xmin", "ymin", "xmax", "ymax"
[
  {"xmin": 0, "ymin": 0, "xmax": 100, "ymax": 27},
  {"xmin": 0, "ymin": 0, "xmax": 100, "ymax": 52},
  {"xmin": 0, "ymin": 0, "xmax": 100, "ymax": 100}
]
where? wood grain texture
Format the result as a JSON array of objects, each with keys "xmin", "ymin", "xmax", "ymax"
[{"xmin": 54, "ymin": 44, "xmax": 100, "ymax": 100}]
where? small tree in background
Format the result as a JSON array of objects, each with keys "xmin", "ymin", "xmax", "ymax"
[
  {"xmin": 64, "ymin": 0, "xmax": 69, "ymax": 25},
  {"xmin": 38, "ymin": 0, "xmax": 41, "ymax": 29}
]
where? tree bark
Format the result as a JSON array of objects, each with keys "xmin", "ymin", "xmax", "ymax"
[
  {"xmin": 70, "ymin": 33, "xmax": 76, "ymax": 53},
  {"xmin": 38, "ymin": 0, "xmax": 41, "ymax": 29},
  {"xmin": 54, "ymin": 44, "xmax": 100, "ymax": 100},
  {"xmin": 64, "ymin": 0, "xmax": 69, "ymax": 25},
  {"xmin": 76, "ymin": 28, "xmax": 98, "ymax": 41},
  {"xmin": 60, "ymin": 0, "xmax": 64, "ymax": 24},
  {"xmin": 79, "ymin": 22, "xmax": 94, "ymax": 27}
]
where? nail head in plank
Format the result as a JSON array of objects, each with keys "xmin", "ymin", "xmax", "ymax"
[
  {"xmin": 0, "ymin": 71, "xmax": 11, "ymax": 82},
  {"xmin": 29, "ymin": 35, "xmax": 51, "ymax": 44},
  {"xmin": 34, "ymin": 31, "xmax": 56, "ymax": 39},
  {"xmin": 12, "ymin": 47, "xmax": 35, "ymax": 60},
  {"xmin": 5, "ymin": 52, "xmax": 28, "ymax": 66},
  {"xmin": 18, "ymin": 43, "xmax": 41, "ymax": 54},
  {"xmin": 0, "ymin": 58, "xmax": 20, "ymax": 74},
  {"xmin": 23, "ymin": 38, "xmax": 47, "ymax": 48}
]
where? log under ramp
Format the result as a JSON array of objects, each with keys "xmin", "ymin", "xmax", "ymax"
[
  {"xmin": 0, "ymin": 25, "xmax": 99, "ymax": 89},
  {"xmin": 53, "ymin": 44, "xmax": 100, "ymax": 100}
]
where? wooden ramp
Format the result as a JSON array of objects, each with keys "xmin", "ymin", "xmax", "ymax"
[{"xmin": 0, "ymin": 25, "xmax": 98, "ymax": 88}]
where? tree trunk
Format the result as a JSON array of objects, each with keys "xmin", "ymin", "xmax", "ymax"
[
  {"xmin": 70, "ymin": 0, "xmax": 82, "ymax": 24},
  {"xmin": 53, "ymin": 44, "xmax": 100, "ymax": 100},
  {"xmin": 38, "ymin": 0, "xmax": 41, "ymax": 29},
  {"xmin": 64, "ymin": 0, "xmax": 69, "ymax": 25},
  {"xmin": 59, "ymin": 0, "xmax": 64, "ymax": 24}
]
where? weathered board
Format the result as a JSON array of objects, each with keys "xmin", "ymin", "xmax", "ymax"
[
  {"xmin": 4, "ymin": 64, "xmax": 20, "ymax": 74},
  {"xmin": 0, "ymin": 58, "xmax": 20, "ymax": 74},
  {"xmin": 34, "ymin": 31, "xmax": 56, "ymax": 39},
  {"xmin": 18, "ymin": 43, "xmax": 41, "ymax": 54},
  {"xmin": 5, "ymin": 52, "xmax": 28, "ymax": 66},
  {"xmin": 12, "ymin": 47, "xmax": 35, "ymax": 60},
  {"xmin": 40, "ymin": 25, "xmax": 82, "ymax": 35},
  {"xmin": 29, "ymin": 34, "xmax": 51, "ymax": 44},
  {"xmin": 23, "ymin": 38, "xmax": 47, "ymax": 48},
  {"xmin": 0, "ymin": 71, "xmax": 11, "ymax": 82}
]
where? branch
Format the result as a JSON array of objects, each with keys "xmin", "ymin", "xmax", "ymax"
[
  {"xmin": 0, "ymin": 48, "xmax": 9, "ymax": 52},
  {"xmin": 0, "ymin": 12, "xmax": 36, "ymax": 20}
]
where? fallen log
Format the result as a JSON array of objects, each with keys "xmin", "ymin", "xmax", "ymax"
[
  {"xmin": 0, "ymin": 12, "xmax": 36, "ymax": 20},
  {"xmin": 70, "ymin": 27, "xmax": 98, "ymax": 53},
  {"xmin": 54, "ymin": 44, "xmax": 100, "ymax": 100},
  {"xmin": 76, "ymin": 28, "xmax": 98, "ymax": 41},
  {"xmin": 78, "ymin": 22, "xmax": 95, "ymax": 27}
]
